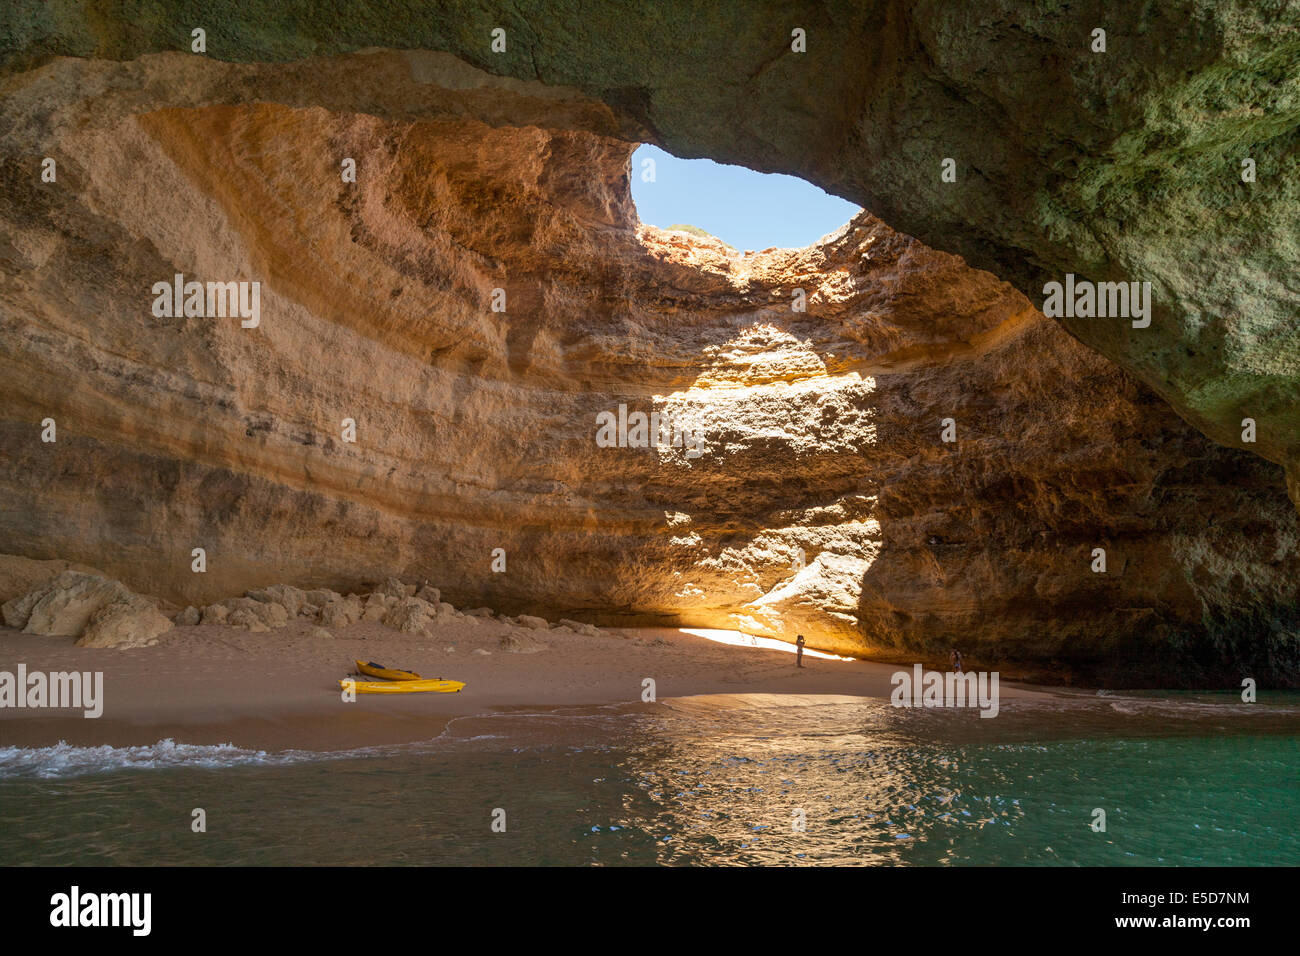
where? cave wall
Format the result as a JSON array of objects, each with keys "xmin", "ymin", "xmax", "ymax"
[
  {"xmin": 1, "ymin": 49, "xmax": 1296, "ymax": 684},
  {"xmin": 4, "ymin": 0, "xmax": 1298, "ymax": 500}
]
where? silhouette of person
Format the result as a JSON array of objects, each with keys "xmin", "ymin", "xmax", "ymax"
[
  {"xmin": 795, "ymin": 633, "xmax": 806, "ymax": 668},
  {"xmin": 949, "ymin": 648, "xmax": 963, "ymax": 673}
]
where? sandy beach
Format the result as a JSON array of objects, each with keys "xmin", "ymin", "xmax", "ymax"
[{"xmin": 0, "ymin": 617, "xmax": 1060, "ymax": 752}]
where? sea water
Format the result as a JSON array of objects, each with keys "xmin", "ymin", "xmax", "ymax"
[{"xmin": 1, "ymin": 693, "xmax": 1296, "ymax": 866}]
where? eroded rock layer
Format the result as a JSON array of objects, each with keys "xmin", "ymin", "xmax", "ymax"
[
  {"xmin": 4, "ymin": 1, "xmax": 1299, "ymax": 507},
  {"xmin": 0, "ymin": 51, "xmax": 1297, "ymax": 683}
]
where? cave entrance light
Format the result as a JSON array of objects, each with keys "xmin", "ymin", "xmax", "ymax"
[{"xmin": 680, "ymin": 628, "xmax": 857, "ymax": 661}]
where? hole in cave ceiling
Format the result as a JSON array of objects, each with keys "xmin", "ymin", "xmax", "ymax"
[{"xmin": 630, "ymin": 144, "xmax": 861, "ymax": 253}]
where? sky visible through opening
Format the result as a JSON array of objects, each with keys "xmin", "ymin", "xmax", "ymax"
[{"xmin": 631, "ymin": 144, "xmax": 862, "ymax": 252}]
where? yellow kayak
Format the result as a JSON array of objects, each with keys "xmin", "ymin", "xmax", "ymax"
[
  {"xmin": 356, "ymin": 660, "xmax": 421, "ymax": 681},
  {"xmin": 340, "ymin": 678, "xmax": 465, "ymax": 694}
]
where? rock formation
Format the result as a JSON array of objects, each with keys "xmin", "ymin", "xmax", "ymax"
[
  {"xmin": 4, "ymin": 1, "xmax": 1297, "ymax": 499},
  {"xmin": 0, "ymin": 564, "xmax": 592, "ymax": 650},
  {"xmin": 1, "ymin": 567, "xmax": 173, "ymax": 648},
  {"xmin": 0, "ymin": 32, "xmax": 1296, "ymax": 683}
]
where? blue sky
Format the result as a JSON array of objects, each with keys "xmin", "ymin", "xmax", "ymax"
[{"xmin": 630, "ymin": 144, "xmax": 861, "ymax": 251}]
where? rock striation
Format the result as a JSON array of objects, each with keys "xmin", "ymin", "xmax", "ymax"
[
  {"xmin": 0, "ymin": 46, "xmax": 1295, "ymax": 683},
  {"xmin": 3, "ymin": 1, "xmax": 1298, "ymax": 502}
]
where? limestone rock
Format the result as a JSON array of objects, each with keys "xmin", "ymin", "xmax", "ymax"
[
  {"xmin": 0, "ymin": 38, "xmax": 1297, "ymax": 683},
  {"xmin": 516, "ymin": 615, "xmax": 550, "ymax": 631},
  {"xmin": 19, "ymin": 572, "xmax": 134, "ymax": 637},
  {"xmin": 0, "ymin": 568, "xmax": 172, "ymax": 646},
  {"xmin": 361, "ymin": 596, "xmax": 388, "ymax": 623},
  {"xmin": 499, "ymin": 632, "xmax": 547, "ymax": 654},
  {"xmin": 247, "ymin": 585, "xmax": 306, "ymax": 617},
  {"xmin": 559, "ymin": 619, "xmax": 601, "ymax": 637},
  {"xmin": 6, "ymin": 6, "xmax": 1299, "ymax": 481},
  {"xmin": 319, "ymin": 598, "xmax": 361, "ymax": 628},
  {"xmin": 415, "ymin": 585, "xmax": 441, "ymax": 605},
  {"xmin": 304, "ymin": 589, "xmax": 343, "ymax": 608},
  {"xmin": 384, "ymin": 597, "xmax": 437, "ymax": 635},
  {"xmin": 227, "ymin": 609, "xmax": 269, "ymax": 632},
  {"xmin": 220, "ymin": 596, "xmax": 288, "ymax": 628},
  {"xmin": 2, "ymin": 588, "xmax": 44, "ymax": 629},
  {"xmin": 78, "ymin": 598, "xmax": 174, "ymax": 648},
  {"xmin": 376, "ymin": 577, "xmax": 413, "ymax": 601},
  {"xmin": 258, "ymin": 602, "xmax": 290, "ymax": 628},
  {"xmin": 175, "ymin": 606, "xmax": 200, "ymax": 626},
  {"xmin": 734, "ymin": 553, "xmax": 871, "ymax": 653},
  {"xmin": 200, "ymin": 604, "xmax": 229, "ymax": 626},
  {"xmin": 218, "ymin": 597, "xmax": 261, "ymax": 614}
]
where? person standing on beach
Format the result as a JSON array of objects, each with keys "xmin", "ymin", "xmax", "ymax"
[
  {"xmin": 949, "ymin": 648, "xmax": 963, "ymax": 673},
  {"xmin": 795, "ymin": 634, "xmax": 806, "ymax": 668}
]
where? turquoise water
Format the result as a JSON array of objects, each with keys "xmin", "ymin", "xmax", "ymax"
[{"xmin": 1, "ymin": 694, "xmax": 1297, "ymax": 865}]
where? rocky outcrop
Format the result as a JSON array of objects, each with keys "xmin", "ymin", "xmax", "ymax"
[
  {"xmin": 385, "ymin": 597, "xmax": 439, "ymax": 636},
  {"xmin": 2, "ymin": 570, "xmax": 173, "ymax": 648},
  {"xmin": 0, "ymin": 41, "xmax": 1296, "ymax": 682},
  {"xmin": 79, "ymin": 597, "xmax": 174, "ymax": 649},
  {"xmin": 206, "ymin": 577, "xmax": 575, "ymax": 645},
  {"xmin": 0, "ymin": 566, "xmax": 587, "ymax": 649},
  {"xmin": 5, "ymin": 572, "xmax": 131, "ymax": 635}
]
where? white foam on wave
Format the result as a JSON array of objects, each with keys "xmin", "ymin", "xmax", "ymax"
[
  {"xmin": 0, "ymin": 738, "xmax": 314, "ymax": 779},
  {"xmin": 0, "ymin": 712, "xmax": 526, "ymax": 779}
]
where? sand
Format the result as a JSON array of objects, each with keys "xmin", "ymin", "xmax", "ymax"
[{"xmin": 0, "ymin": 616, "xmax": 1061, "ymax": 751}]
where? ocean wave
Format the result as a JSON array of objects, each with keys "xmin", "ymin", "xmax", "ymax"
[
  {"xmin": 0, "ymin": 716, "xmax": 524, "ymax": 779},
  {"xmin": 0, "ymin": 738, "xmax": 316, "ymax": 779},
  {"xmin": 4, "ymin": 691, "xmax": 1294, "ymax": 780}
]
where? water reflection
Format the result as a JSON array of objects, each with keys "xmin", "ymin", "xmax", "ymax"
[{"xmin": 1, "ymin": 693, "xmax": 1296, "ymax": 866}]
